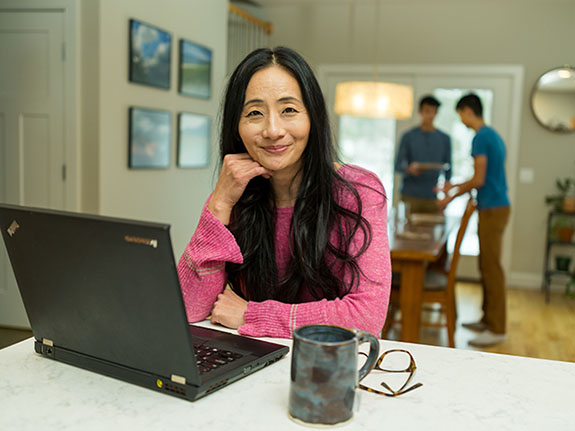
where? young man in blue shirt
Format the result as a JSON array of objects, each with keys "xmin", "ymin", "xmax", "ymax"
[
  {"xmin": 395, "ymin": 95, "xmax": 452, "ymax": 214},
  {"xmin": 438, "ymin": 93, "xmax": 511, "ymax": 347}
]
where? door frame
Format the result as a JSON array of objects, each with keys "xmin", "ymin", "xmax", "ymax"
[
  {"xmin": 1, "ymin": 0, "xmax": 78, "ymax": 210},
  {"xmin": 317, "ymin": 63, "xmax": 524, "ymax": 282}
]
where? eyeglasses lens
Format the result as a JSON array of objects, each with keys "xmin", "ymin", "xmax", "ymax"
[{"xmin": 379, "ymin": 350, "xmax": 412, "ymax": 372}]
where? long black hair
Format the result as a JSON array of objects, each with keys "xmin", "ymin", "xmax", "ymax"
[{"xmin": 221, "ymin": 47, "xmax": 377, "ymax": 303}]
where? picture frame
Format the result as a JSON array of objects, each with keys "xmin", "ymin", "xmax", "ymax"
[
  {"xmin": 177, "ymin": 112, "xmax": 211, "ymax": 168},
  {"xmin": 178, "ymin": 39, "xmax": 212, "ymax": 99},
  {"xmin": 129, "ymin": 19, "xmax": 172, "ymax": 89},
  {"xmin": 129, "ymin": 107, "xmax": 171, "ymax": 169}
]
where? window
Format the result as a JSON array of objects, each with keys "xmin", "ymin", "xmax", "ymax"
[{"xmin": 338, "ymin": 115, "xmax": 396, "ymax": 209}]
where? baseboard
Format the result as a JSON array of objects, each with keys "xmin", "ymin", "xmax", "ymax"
[
  {"xmin": 459, "ymin": 271, "xmax": 566, "ymax": 293},
  {"xmin": 507, "ymin": 271, "xmax": 566, "ymax": 292}
]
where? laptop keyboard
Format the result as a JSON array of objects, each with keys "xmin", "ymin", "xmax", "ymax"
[{"xmin": 194, "ymin": 343, "xmax": 244, "ymax": 374}]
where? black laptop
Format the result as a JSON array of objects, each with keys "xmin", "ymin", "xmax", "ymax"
[{"xmin": 0, "ymin": 203, "xmax": 288, "ymax": 401}]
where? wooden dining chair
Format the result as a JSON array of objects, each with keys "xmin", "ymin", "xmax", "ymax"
[{"xmin": 383, "ymin": 196, "xmax": 477, "ymax": 347}]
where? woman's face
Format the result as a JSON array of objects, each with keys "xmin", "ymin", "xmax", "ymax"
[{"xmin": 238, "ymin": 66, "xmax": 311, "ymax": 177}]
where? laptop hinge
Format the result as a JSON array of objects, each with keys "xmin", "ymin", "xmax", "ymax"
[
  {"xmin": 171, "ymin": 374, "xmax": 186, "ymax": 385},
  {"xmin": 42, "ymin": 338, "xmax": 54, "ymax": 347}
]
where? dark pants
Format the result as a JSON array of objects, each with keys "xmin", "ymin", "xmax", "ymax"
[{"xmin": 477, "ymin": 206, "xmax": 510, "ymax": 335}]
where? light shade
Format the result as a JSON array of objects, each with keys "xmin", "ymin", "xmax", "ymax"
[{"xmin": 334, "ymin": 81, "xmax": 414, "ymax": 119}]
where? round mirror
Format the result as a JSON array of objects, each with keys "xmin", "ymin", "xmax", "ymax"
[{"xmin": 531, "ymin": 66, "xmax": 575, "ymax": 133}]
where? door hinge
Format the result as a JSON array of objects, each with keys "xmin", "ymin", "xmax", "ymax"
[
  {"xmin": 62, "ymin": 164, "xmax": 67, "ymax": 181},
  {"xmin": 61, "ymin": 42, "xmax": 66, "ymax": 61}
]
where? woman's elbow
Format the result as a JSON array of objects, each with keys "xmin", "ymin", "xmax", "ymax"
[{"xmin": 185, "ymin": 306, "xmax": 212, "ymax": 323}]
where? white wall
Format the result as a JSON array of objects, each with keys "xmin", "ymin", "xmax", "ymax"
[
  {"xmin": 260, "ymin": 0, "xmax": 575, "ymax": 285},
  {"xmin": 80, "ymin": 0, "xmax": 100, "ymax": 214},
  {"xmin": 80, "ymin": 0, "xmax": 228, "ymax": 256}
]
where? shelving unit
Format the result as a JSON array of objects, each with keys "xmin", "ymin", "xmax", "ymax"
[{"xmin": 542, "ymin": 210, "xmax": 575, "ymax": 302}]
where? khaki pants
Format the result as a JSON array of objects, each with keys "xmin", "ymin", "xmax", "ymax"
[
  {"xmin": 400, "ymin": 195, "xmax": 440, "ymax": 214},
  {"xmin": 477, "ymin": 206, "xmax": 510, "ymax": 335}
]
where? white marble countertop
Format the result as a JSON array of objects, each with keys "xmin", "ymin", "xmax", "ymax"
[{"xmin": 1, "ymin": 321, "xmax": 573, "ymax": 431}]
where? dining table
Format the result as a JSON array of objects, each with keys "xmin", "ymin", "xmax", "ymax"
[{"xmin": 388, "ymin": 213, "xmax": 459, "ymax": 343}]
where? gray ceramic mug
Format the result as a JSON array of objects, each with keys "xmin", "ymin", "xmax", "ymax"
[{"xmin": 288, "ymin": 324, "xmax": 380, "ymax": 427}]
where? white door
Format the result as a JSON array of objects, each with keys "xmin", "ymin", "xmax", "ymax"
[
  {"xmin": 417, "ymin": 74, "xmax": 515, "ymax": 279},
  {"xmin": 0, "ymin": 9, "xmax": 66, "ymax": 327}
]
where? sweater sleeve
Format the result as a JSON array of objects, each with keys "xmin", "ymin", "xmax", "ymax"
[
  {"xmin": 239, "ymin": 171, "xmax": 391, "ymax": 339},
  {"xmin": 177, "ymin": 198, "xmax": 244, "ymax": 322}
]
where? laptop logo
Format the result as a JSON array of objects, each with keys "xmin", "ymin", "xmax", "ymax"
[
  {"xmin": 7, "ymin": 221, "xmax": 20, "ymax": 237},
  {"xmin": 124, "ymin": 235, "xmax": 158, "ymax": 248}
]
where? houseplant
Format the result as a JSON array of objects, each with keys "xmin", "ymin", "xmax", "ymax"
[
  {"xmin": 550, "ymin": 216, "xmax": 574, "ymax": 243},
  {"xmin": 545, "ymin": 177, "xmax": 575, "ymax": 213}
]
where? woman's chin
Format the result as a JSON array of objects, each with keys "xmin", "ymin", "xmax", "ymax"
[
  {"xmin": 256, "ymin": 155, "xmax": 301, "ymax": 177},
  {"xmin": 257, "ymin": 159, "xmax": 283, "ymax": 172}
]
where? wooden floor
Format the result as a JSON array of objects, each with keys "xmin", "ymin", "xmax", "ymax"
[
  {"xmin": 385, "ymin": 282, "xmax": 575, "ymax": 362},
  {"xmin": 1, "ymin": 282, "xmax": 574, "ymax": 362}
]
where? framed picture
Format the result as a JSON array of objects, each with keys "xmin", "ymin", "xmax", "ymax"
[
  {"xmin": 178, "ymin": 39, "xmax": 212, "ymax": 98},
  {"xmin": 129, "ymin": 107, "xmax": 171, "ymax": 169},
  {"xmin": 129, "ymin": 19, "xmax": 171, "ymax": 89},
  {"xmin": 177, "ymin": 112, "xmax": 211, "ymax": 168}
]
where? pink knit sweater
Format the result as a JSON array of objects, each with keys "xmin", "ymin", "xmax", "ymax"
[{"xmin": 177, "ymin": 164, "xmax": 391, "ymax": 338}]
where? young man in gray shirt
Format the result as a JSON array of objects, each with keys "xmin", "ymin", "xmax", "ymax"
[{"xmin": 394, "ymin": 96, "xmax": 452, "ymax": 214}]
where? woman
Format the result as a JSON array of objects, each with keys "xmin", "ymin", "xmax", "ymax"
[{"xmin": 177, "ymin": 47, "xmax": 391, "ymax": 338}]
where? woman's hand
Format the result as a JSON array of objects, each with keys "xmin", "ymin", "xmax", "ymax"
[
  {"xmin": 210, "ymin": 287, "xmax": 249, "ymax": 329},
  {"xmin": 208, "ymin": 153, "xmax": 273, "ymax": 225}
]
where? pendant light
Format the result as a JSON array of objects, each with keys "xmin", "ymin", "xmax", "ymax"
[{"xmin": 334, "ymin": 0, "xmax": 413, "ymax": 119}]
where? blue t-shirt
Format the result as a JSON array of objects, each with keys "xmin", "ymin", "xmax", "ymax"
[
  {"xmin": 471, "ymin": 126, "xmax": 510, "ymax": 210},
  {"xmin": 394, "ymin": 127, "xmax": 452, "ymax": 199}
]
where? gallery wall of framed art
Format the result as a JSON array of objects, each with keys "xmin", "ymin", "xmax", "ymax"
[
  {"xmin": 127, "ymin": 18, "xmax": 214, "ymax": 170},
  {"xmin": 90, "ymin": 0, "xmax": 228, "ymax": 260}
]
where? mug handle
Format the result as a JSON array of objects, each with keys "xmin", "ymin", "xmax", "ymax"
[{"xmin": 351, "ymin": 329, "xmax": 380, "ymax": 381}]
